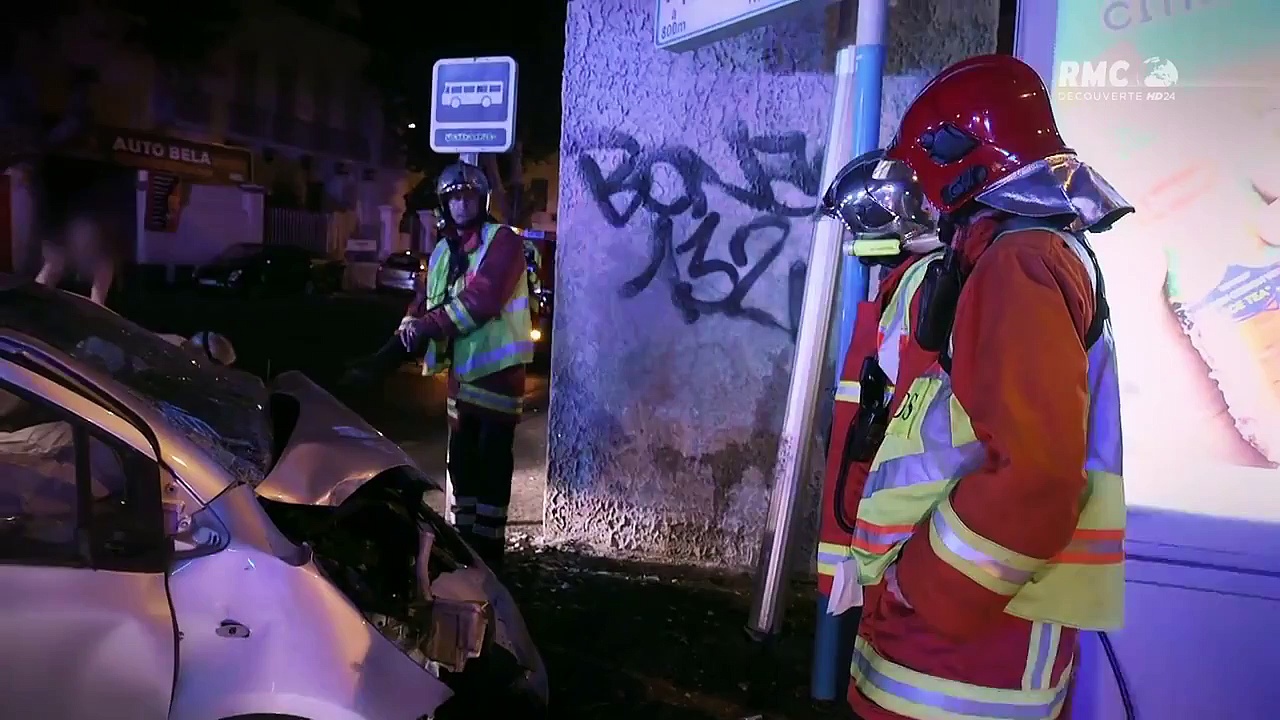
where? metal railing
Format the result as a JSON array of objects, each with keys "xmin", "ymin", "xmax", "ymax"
[{"xmin": 264, "ymin": 207, "xmax": 358, "ymax": 257}]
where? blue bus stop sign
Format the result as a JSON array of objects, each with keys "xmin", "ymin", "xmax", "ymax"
[{"xmin": 430, "ymin": 56, "xmax": 520, "ymax": 154}]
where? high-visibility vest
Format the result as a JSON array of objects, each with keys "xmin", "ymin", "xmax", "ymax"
[
  {"xmin": 422, "ymin": 224, "xmax": 534, "ymax": 411},
  {"xmin": 523, "ymin": 239, "xmax": 543, "ymax": 297},
  {"xmin": 849, "ymin": 228, "xmax": 1125, "ymax": 629},
  {"xmin": 817, "ymin": 250, "xmax": 943, "ymax": 580}
]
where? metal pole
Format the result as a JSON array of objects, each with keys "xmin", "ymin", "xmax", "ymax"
[
  {"xmin": 836, "ymin": 0, "xmax": 887, "ymax": 367},
  {"xmin": 746, "ymin": 0, "xmax": 876, "ymax": 640},
  {"xmin": 443, "ymin": 149, "xmax": 480, "ymax": 527},
  {"xmin": 509, "ymin": 141, "xmax": 524, "ymax": 226},
  {"xmin": 811, "ymin": 0, "xmax": 889, "ymax": 702}
]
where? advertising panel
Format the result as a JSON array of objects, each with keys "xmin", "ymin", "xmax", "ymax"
[{"xmin": 1032, "ymin": 0, "xmax": 1280, "ymax": 522}]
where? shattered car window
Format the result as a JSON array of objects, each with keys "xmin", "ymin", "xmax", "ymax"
[{"xmin": 0, "ymin": 284, "xmax": 272, "ymax": 486}]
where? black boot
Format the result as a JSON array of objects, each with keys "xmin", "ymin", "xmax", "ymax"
[{"xmin": 464, "ymin": 534, "xmax": 505, "ymax": 574}]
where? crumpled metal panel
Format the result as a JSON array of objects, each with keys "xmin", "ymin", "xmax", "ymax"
[
  {"xmin": 0, "ymin": 566, "xmax": 176, "ymax": 720},
  {"xmin": 255, "ymin": 371, "xmax": 437, "ymax": 507},
  {"xmin": 167, "ymin": 486, "xmax": 452, "ymax": 720}
]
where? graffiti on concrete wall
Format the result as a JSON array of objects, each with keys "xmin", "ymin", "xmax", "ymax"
[{"xmin": 576, "ymin": 122, "xmax": 824, "ymax": 340}]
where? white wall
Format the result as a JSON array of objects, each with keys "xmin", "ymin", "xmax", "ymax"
[{"xmin": 135, "ymin": 175, "xmax": 256, "ymax": 267}]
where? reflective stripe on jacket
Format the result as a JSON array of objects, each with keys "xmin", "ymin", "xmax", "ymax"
[
  {"xmin": 852, "ymin": 633, "xmax": 1073, "ymax": 720},
  {"xmin": 817, "ymin": 251, "xmax": 943, "ymax": 587},
  {"xmin": 423, "ymin": 223, "xmax": 535, "ymax": 383}
]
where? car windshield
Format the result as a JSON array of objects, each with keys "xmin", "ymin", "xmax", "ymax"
[
  {"xmin": 215, "ymin": 243, "xmax": 265, "ymax": 263},
  {"xmin": 0, "ymin": 281, "xmax": 272, "ymax": 486}
]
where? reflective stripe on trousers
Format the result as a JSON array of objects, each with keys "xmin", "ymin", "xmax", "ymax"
[
  {"xmin": 472, "ymin": 502, "xmax": 509, "ymax": 539},
  {"xmin": 450, "ymin": 495, "xmax": 476, "ymax": 529},
  {"xmin": 456, "ymin": 383, "xmax": 523, "ymax": 415},
  {"xmin": 852, "ymin": 635, "xmax": 1072, "ymax": 720}
]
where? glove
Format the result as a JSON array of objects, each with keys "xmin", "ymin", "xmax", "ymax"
[{"xmin": 397, "ymin": 316, "xmax": 418, "ymax": 350}]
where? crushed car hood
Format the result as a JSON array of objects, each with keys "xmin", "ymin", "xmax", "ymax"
[{"xmin": 255, "ymin": 371, "xmax": 436, "ymax": 506}]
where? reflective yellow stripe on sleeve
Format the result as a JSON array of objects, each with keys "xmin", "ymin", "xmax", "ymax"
[
  {"xmin": 928, "ymin": 496, "xmax": 1042, "ymax": 596},
  {"xmin": 445, "ymin": 298, "xmax": 478, "ymax": 332},
  {"xmin": 817, "ymin": 541, "xmax": 855, "ymax": 577}
]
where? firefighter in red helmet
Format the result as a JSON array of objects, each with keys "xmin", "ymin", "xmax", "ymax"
[{"xmin": 841, "ymin": 55, "xmax": 1134, "ymax": 720}]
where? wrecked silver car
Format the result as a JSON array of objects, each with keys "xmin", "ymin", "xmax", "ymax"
[{"xmin": 0, "ymin": 278, "xmax": 547, "ymax": 720}]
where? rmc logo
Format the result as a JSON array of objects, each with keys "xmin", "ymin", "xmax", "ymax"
[{"xmin": 1057, "ymin": 58, "xmax": 1179, "ymax": 101}]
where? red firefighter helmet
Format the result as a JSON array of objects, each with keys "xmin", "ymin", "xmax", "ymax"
[{"xmin": 886, "ymin": 54, "xmax": 1070, "ymax": 215}]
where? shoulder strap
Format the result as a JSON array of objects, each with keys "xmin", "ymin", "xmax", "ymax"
[
  {"xmin": 1062, "ymin": 233, "xmax": 1110, "ymax": 349},
  {"xmin": 940, "ymin": 228, "xmax": 1111, "ymax": 374},
  {"xmin": 874, "ymin": 253, "xmax": 936, "ymax": 321}
]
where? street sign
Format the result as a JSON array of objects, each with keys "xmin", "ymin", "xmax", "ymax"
[
  {"xmin": 655, "ymin": 0, "xmax": 838, "ymax": 52},
  {"xmin": 430, "ymin": 56, "xmax": 519, "ymax": 154}
]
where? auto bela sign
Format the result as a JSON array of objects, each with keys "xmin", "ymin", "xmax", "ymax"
[{"xmin": 90, "ymin": 128, "xmax": 254, "ymax": 185}]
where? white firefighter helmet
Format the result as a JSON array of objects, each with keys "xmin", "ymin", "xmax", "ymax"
[{"xmin": 436, "ymin": 162, "xmax": 490, "ymax": 203}]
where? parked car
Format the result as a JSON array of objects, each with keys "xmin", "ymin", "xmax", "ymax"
[
  {"xmin": 194, "ymin": 243, "xmax": 344, "ymax": 296},
  {"xmin": 0, "ymin": 278, "xmax": 548, "ymax": 719},
  {"xmin": 376, "ymin": 251, "xmax": 430, "ymax": 294},
  {"xmin": 516, "ymin": 229, "xmax": 556, "ymax": 370},
  {"xmin": 531, "ymin": 287, "xmax": 553, "ymax": 369}
]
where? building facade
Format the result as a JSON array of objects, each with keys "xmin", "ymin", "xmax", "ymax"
[{"xmin": 2, "ymin": 2, "xmax": 414, "ymax": 277}]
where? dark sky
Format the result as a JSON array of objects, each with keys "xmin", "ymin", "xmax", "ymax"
[{"xmin": 351, "ymin": 0, "xmax": 569, "ymax": 159}]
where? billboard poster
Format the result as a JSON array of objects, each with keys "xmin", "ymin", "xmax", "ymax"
[{"xmin": 1046, "ymin": 0, "xmax": 1280, "ymax": 520}]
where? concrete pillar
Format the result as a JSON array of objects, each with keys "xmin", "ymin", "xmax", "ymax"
[
  {"xmin": 241, "ymin": 184, "xmax": 266, "ymax": 244},
  {"xmin": 544, "ymin": 0, "xmax": 1000, "ymax": 566}
]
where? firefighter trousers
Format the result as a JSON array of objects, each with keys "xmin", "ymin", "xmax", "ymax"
[{"xmin": 446, "ymin": 412, "xmax": 516, "ymax": 569}]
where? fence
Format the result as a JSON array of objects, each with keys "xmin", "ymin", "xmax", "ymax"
[{"xmin": 264, "ymin": 207, "xmax": 360, "ymax": 257}]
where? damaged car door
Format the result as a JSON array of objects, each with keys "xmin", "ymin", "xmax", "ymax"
[{"xmin": 0, "ymin": 355, "xmax": 177, "ymax": 720}]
